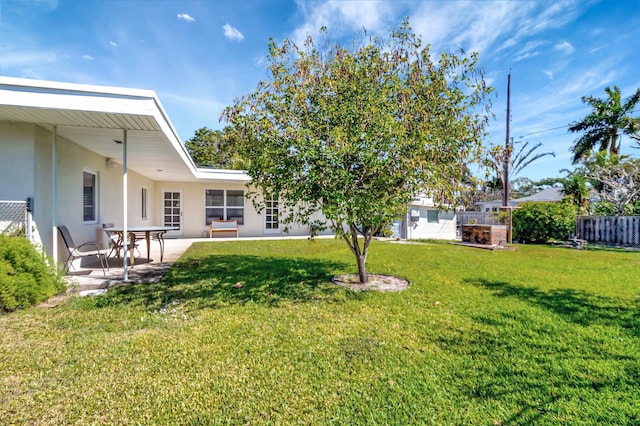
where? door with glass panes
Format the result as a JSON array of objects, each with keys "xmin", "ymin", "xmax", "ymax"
[
  {"xmin": 263, "ymin": 195, "xmax": 280, "ymax": 234},
  {"xmin": 162, "ymin": 190, "xmax": 183, "ymax": 236}
]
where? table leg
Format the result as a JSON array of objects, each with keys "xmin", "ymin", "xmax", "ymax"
[
  {"xmin": 129, "ymin": 232, "xmax": 136, "ymax": 267},
  {"xmin": 158, "ymin": 231, "xmax": 166, "ymax": 263},
  {"xmin": 145, "ymin": 232, "xmax": 151, "ymax": 261}
]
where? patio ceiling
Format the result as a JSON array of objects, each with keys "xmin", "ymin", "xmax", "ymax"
[{"xmin": 0, "ymin": 77, "xmax": 199, "ymax": 182}]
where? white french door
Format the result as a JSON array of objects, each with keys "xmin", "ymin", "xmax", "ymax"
[
  {"xmin": 162, "ymin": 190, "xmax": 183, "ymax": 236},
  {"xmin": 263, "ymin": 195, "xmax": 280, "ymax": 234}
]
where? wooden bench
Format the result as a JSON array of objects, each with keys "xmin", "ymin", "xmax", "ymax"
[{"xmin": 209, "ymin": 219, "xmax": 239, "ymax": 238}]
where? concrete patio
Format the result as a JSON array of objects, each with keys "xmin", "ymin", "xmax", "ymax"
[
  {"xmin": 63, "ymin": 235, "xmax": 330, "ymax": 295},
  {"xmin": 64, "ymin": 237, "xmax": 208, "ymax": 295}
]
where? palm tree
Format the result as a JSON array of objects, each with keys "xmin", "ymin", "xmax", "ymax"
[
  {"xmin": 509, "ymin": 140, "xmax": 556, "ymax": 178},
  {"xmin": 569, "ymin": 86, "xmax": 640, "ymax": 164},
  {"xmin": 485, "ymin": 140, "xmax": 555, "ymax": 199}
]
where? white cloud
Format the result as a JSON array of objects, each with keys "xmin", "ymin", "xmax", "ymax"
[
  {"xmin": 291, "ymin": 0, "xmax": 393, "ymax": 46},
  {"xmin": 543, "ymin": 70, "xmax": 554, "ymax": 80},
  {"xmin": 177, "ymin": 13, "xmax": 196, "ymax": 23},
  {"xmin": 19, "ymin": 68, "xmax": 45, "ymax": 80},
  {"xmin": 514, "ymin": 40, "xmax": 547, "ymax": 60},
  {"xmin": 223, "ymin": 24, "xmax": 244, "ymax": 41},
  {"xmin": 82, "ymin": 54, "xmax": 95, "ymax": 61},
  {"xmin": 554, "ymin": 40, "xmax": 575, "ymax": 55},
  {"xmin": 1, "ymin": 50, "xmax": 58, "ymax": 67},
  {"xmin": 109, "ymin": 41, "xmax": 118, "ymax": 47},
  {"xmin": 514, "ymin": 51, "xmax": 540, "ymax": 62}
]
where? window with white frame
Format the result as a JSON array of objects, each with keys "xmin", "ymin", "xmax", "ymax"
[
  {"xmin": 205, "ymin": 189, "xmax": 244, "ymax": 225},
  {"xmin": 83, "ymin": 170, "xmax": 97, "ymax": 223},
  {"xmin": 141, "ymin": 187, "xmax": 148, "ymax": 220},
  {"xmin": 427, "ymin": 209, "xmax": 439, "ymax": 223}
]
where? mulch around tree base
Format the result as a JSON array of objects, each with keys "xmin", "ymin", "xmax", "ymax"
[{"xmin": 332, "ymin": 274, "xmax": 410, "ymax": 292}]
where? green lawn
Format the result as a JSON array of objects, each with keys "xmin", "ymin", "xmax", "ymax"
[{"xmin": 1, "ymin": 239, "xmax": 639, "ymax": 424}]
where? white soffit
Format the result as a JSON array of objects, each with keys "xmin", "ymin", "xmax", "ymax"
[{"xmin": 0, "ymin": 77, "xmax": 199, "ymax": 182}]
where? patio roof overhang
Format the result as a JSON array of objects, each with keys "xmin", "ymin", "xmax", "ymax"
[
  {"xmin": 0, "ymin": 77, "xmax": 250, "ymax": 280},
  {"xmin": 0, "ymin": 76, "xmax": 250, "ymax": 184}
]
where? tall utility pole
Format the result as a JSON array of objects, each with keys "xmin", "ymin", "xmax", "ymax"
[
  {"xmin": 503, "ymin": 73, "xmax": 513, "ymax": 244},
  {"xmin": 503, "ymin": 73, "xmax": 511, "ymax": 208}
]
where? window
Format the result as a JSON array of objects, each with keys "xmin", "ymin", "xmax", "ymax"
[
  {"xmin": 264, "ymin": 195, "xmax": 280, "ymax": 233},
  {"xmin": 83, "ymin": 170, "xmax": 97, "ymax": 223},
  {"xmin": 427, "ymin": 209, "xmax": 439, "ymax": 223},
  {"xmin": 141, "ymin": 187, "xmax": 148, "ymax": 220},
  {"xmin": 205, "ymin": 189, "xmax": 244, "ymax": 225}
]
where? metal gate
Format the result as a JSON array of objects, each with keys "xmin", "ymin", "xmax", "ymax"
[{"xmin": 0, "ymin": 200, "xmax": 27, "ymax": 236}]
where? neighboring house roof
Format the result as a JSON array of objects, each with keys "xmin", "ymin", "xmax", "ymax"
[
  {"xmin": 0, "ymin": 76, "xmax": 249, "ymax": 184},
  {"xmin": 512, "ymin": 187, "xmax": 564, "ymax": 204},
  {"xmin": 476, "ymin": 187, "xmax": 565, "ymax": 209}
]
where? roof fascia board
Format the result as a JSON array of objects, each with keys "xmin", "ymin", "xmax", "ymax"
[{"xmin": 0, "ymin": 77, "xmax": 252, "ymax": 183}]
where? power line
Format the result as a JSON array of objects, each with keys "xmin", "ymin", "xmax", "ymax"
[
  {"xmin": 517, "ymin": 125, "xmax": 568, "ymax": 139},
  {"xmin": 514, "ymin": 106, "xmax": 640, "ymax": 140}
]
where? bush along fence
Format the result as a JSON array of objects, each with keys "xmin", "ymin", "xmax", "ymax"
[{"xmin": 576, "ymin": 216, "xmax": 640, "ymax": 248}]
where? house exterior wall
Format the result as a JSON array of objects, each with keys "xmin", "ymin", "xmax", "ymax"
[
  {"xmin": 34, "ymin": 125, "xmax": 53, "ymax": 251},
  {"xmin": 406, "ymin": 208, "xmax": 457, "ymax": 240},
  {"xmin": 39, "ymin": 129, "xmax": 156, "ymax": 261},
  {"xmin": 1, "ymin": 122, "xmax": 161, "ymax": 261},
  {"xmin": 0, "ymin": 122, "xmax": 35, "ymax": 201},
  {"xmin": 158, "ymin": 181, "xmax": 323, "ymax": 238}
]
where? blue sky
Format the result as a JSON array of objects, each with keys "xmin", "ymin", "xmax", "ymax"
[{"xmin": 1, "ymin": 0, "xmax": 639, "ymax": 181}]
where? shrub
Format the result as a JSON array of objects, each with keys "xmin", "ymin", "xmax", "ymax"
[
  {"xmin": 592, "ymin": 201, "xmax": 640, "ymax": 216},
  {"xmin": 513, "ymin": 202, "xmax": 577, "ymax": 243},
  {"xmin": 0, "ymin": 235, "xmax": 65, "ymax": 312}
]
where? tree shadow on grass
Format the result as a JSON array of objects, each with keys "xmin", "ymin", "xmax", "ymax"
[
  {"xmin": 446, "ymin": 278, "xmax": 640, "ymax": 424},
  {"xmin": 87, "ymin": 254, "xmax": 353, "ymax": 310},
  {"xmin": 465, "ymin": 277, "xmax": 640, "ymax": 337}
]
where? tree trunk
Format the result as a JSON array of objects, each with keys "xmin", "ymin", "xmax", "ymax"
[
  {"xmin": 342, "ymin": 224, "xmax": 370, "ymax": 284},
  {"xmin": 611, "ymin": 131, "xmax": 619, "ymax": 156},
  {"xmin": 356, "ymin": 253, "xmax": 368, "ymax": 284}
]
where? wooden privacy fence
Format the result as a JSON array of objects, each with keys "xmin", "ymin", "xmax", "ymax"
[{"xmin": 576, "ymin": 216, "xmax": 640, "ymax": 248}]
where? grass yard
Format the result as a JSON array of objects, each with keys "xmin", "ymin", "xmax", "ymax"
[{"xmin": 1, "ymin": 239, "xmax": 639, "ymax": 424}]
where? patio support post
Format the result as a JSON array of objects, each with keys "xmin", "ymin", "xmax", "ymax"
[
  {"xmin": 122, "ymin": 129, "xmax": 129, "ymax": 281},
  {"xmin": 52, "ymin": 126, "xmax": 58, "ymax": 265}
]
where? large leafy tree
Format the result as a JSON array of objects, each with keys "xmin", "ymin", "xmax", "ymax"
[
  {"xmin": 222, "ymin": 21, "xmax": 493, "ymax": 283},
  {"xmin": 585, "ymin": 155, "xmax": 640, "ymax": 216},
  {"xmin": 185, "ymin": 126, "xmax": 247, "ymax": 169},
  {"xmin": 569, "ymin": 86, "xmax": 640, "ymax": 164}
]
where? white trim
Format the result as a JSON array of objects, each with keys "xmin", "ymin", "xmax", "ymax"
[
  {"xmin": 162, "ymin": 189, "xmax": 183, "ymax": 237},
  {"xmin": 263, "ymin": 195, "xmax": 281, "ymax": 234},
  {"xmin": 51, "ymin": 126, "xmax": 58, "ymax": 265},
  {"xmin": 141, "ymin": 187, "xmax": 148, "ymax": 220},
  {"xmin": 205, "ymin": 189, "xmax": 245, "ymax": 226},
  {"xmin": 82, "ymin": 168, "xmax": 99, "ymax": 224},
  {"xmin": 122, "ymin": 130, "xmax": 129, "ymax": 281}
]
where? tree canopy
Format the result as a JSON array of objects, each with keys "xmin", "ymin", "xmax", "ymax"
[
  {"xmin": 185, "ymin": 126, "xmax": 247, "ymax": 169},
  {"xmin": 584, "ymin": 154, "xmax": 640, "ymax": 216},
  {"xmin": 221, "ymin": 21, "xmax": 493, "ymax": 283},
  {"xmin": 569, "ymin": 86, "xmax": 640, "ymax": 164}
]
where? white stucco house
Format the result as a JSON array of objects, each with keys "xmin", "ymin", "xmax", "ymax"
[
  {"xmin": 0, "ymin": 77, "xmax": 457, "ymax": 269},
  {"xmin": 390, "ymin": 195, "xmax": 456, "ymax": 240}
]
